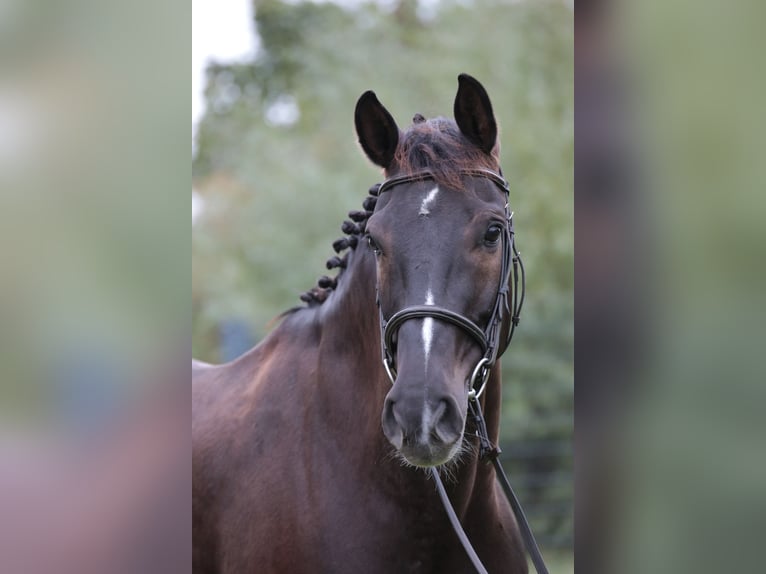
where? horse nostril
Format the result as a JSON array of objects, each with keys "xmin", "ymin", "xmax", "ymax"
[
  {"xmin": 431, "ymin": 397, "xmax": 463, "ymax": 445},
  {"xmin": 381, "ymin": 397, "xmax": 403, "ymax": 449},
  {"xmin": 382, "ymin": 396, "xmax": 395, "ymax": 425}
]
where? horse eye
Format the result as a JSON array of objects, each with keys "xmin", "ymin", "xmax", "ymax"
[
  {"xmin": 484, "ymin": 224, "xmax": 503, "ymax": 245},
  {"xmin": 367, "ymin": 235, "xmax": 381, "ymax": 255}
]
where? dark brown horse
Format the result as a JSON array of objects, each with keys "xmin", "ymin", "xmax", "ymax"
[{"xmin": 193, "ymin": 75, "xmax": 528, "ymax": 573}]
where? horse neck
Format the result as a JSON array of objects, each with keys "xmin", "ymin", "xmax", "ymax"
[
  {"xmin": 313, "ymin": 246, "xmax": 390, "ymax": 439},
  {"xmin": 318, "ymin": 244, "xmax": 380, "ymax": 355}
]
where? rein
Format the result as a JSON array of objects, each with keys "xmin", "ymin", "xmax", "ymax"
[{"xmin": 372, "ymin": 169, "xmax": 547, "ymax": 574}]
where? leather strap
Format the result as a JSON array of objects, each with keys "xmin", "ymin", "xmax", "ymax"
[
  {"xmin": 431, "ymin": 399, "xmax": 549, "ymax": 574},
  {"xmin": 491, "ymin": 457, "xmax": 549, "ymax": 574},
  {"xmin": 470, "ymin": 398, "xmax": 549, "ymax": 574},
  {"xmin": 431, "ymin": 469, "xmax": 489, "ymax": 574},
  {"xmin": 384, "ymin": 306, "xmax": 488, "ymax": 355}
]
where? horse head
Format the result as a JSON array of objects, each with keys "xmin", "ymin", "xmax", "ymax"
[{"xmin": 355, "ymin": 74, "xmax": 517, "ymax": 468}]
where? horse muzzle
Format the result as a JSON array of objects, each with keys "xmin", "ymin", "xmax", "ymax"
[{"xmin": 381, "ymin": 382, "xmax": 465, "ymax": 467}]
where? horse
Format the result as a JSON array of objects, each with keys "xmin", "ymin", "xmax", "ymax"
[{"xmin": 193, "ymin": 74, "xmax": 531, "ymax": 574}]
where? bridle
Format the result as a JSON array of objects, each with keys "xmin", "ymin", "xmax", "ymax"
[
  {"xmin": 371, "ymin": 168, "xmax": 548, "ymax": 574},
  {"xmin": 375, "ymin": 168, "xmax": 524, "ymax": 399}
]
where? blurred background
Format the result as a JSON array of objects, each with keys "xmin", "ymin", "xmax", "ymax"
[
  {"xmin": 577, "ymin": 1, "xmax": 766, "ymax": 573},
  {"xmin": 10, "ymin": 0, "xmax": 763, "ymax": 572},
  {"xmin": 192, "ymin": 0, "xmax": 574, "ymax": 568},
  {"xmin": 0, "ymin": 1, "xmax": 188, "ymax": 572}
]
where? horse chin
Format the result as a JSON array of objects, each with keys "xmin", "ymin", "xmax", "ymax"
[{"xmin": 398, "ymin": 437, "xmax": 464, "ymax": 468}]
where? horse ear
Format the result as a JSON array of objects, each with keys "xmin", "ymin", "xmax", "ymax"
[
  {"xmin": 454, "ymin": 74, "xmax": 498, "ymax": 155},
  {"xmin": 355, "ymin": 91, "xmax": 399, "ymax": 169}
]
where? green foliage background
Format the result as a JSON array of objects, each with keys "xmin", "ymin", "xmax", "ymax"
[{"xmin": 193, "ymin": 0, "xmax": 572, "ymax": 549}]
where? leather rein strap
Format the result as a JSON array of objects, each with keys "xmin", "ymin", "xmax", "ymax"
[
  {"xmin": 431, "ymin": 400, "xmax": 549, "ymax": 574},
  {"xmin": 373, "ymin": 169, "xmax": 547, "ymax": 574}
]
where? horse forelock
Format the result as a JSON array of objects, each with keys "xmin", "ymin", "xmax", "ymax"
[{"xmin": 392, "ymin": 117, "xmax": 499, "ymax": 190}]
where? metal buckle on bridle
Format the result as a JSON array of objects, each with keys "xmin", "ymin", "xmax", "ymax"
[
  {"xmin": 467, "ymin": 357, "xmax": 491, "ymax": 402},
  {"xmin": 382, "ymin": 354, "xmax": 397, "ymax": 385}
]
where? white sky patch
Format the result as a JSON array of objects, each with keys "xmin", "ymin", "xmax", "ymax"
[
  {"xmin": 192, "ymin": 190, "xmax": 205, "ymax": 224},
  {"xmin": 192, "ymin": 0, "xmax": 257, "ymax": 151},
  {"xmin": 416, "ymin": 0, "xmax": 441, "ymax": 21},
  {"xmin": 265, "ymin": 95, "xmax": 301, "ymax": 127},
  {"xmin": 191, "ymin": 0, "xmax": 418, "ymax": 153},
  {"xmin": 0, "ymin": 86, "xmax": 43, "ymax": 175},
  {"xmin": 419, "ymin": 186, "xmax": 440, "ymax": 216}
]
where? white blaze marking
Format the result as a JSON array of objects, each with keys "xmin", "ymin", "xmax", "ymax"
[
  {"xmin": 421, "ymin": 291, "xmax": 435, "ymax": 443},
  {"xmin": 423, "ymin": 289, "xmax": 434, "ymax": 369},
  {"xmin": 419, "ymin": 186, "xmax": 440, "ymax": 215},
  {"xmin": 420, "ymin": 403, "xmax": 432, "ymax": 444}
]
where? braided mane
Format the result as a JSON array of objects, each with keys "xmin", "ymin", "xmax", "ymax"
[
  {"xmin": 299, "ymin": 114, "xmax": 499, "ymax": 307},
  {"xmin": 298, "ymin": 183, "xmax": 378, "ymax": 306}
]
